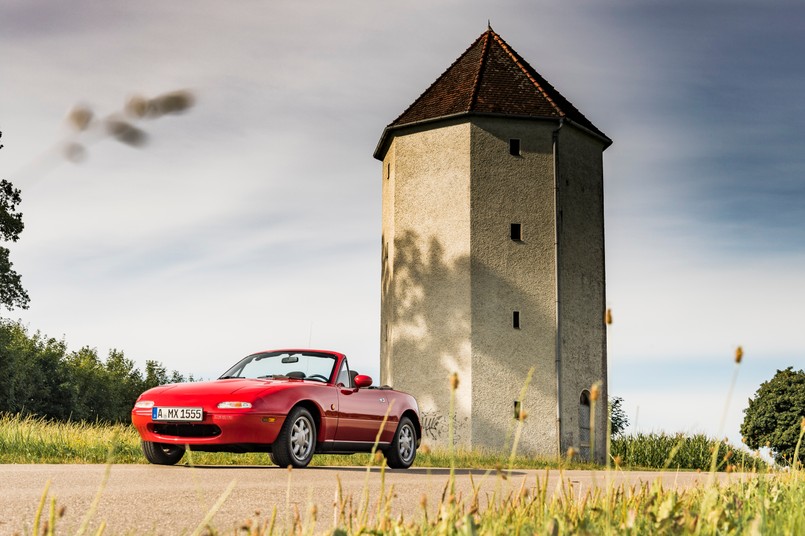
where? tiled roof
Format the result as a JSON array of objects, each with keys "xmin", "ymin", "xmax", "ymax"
[{"xmin": 376, "ymin": 28, "xmax": 609, "ymax": 157}]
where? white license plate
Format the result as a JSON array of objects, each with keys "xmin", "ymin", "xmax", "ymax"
[{"xmin": 152, "ymin": 407, "xmax": 203, "ymax": 421}]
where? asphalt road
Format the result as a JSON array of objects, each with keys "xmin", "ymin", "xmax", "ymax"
[{"xmin": 1, "ymin": 464, "xmax": 746, "ymax": 535}]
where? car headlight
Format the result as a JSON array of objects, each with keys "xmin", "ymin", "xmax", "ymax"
[
  {"xmin": 134, "ymin": 400, "xmax": 154, "ymax": 408},
  {"xmin": 217, "ymin": 401, "xmax": 253, "ymax": 409}
]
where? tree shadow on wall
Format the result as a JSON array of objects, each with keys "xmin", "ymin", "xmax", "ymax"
[
  {"xmin": 383, "ymin": 230, "xmax": 471, "ymax": 443},
  {"xmin": 382, "ymin": 229, "xmax": 560, "ymax": 452}
]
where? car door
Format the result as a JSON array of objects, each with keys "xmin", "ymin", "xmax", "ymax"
[
  {"xmin": 336, "ymin": 387, "xmax": 391, "ymax": 443},
  {"xmin": 334, "ymin": 364, "xmax": 390, "ymax": 443}
]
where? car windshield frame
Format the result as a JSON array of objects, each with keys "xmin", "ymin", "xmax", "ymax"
[{"xmin": 218, "ymin": 351, "xmax": 338, "ymax": 383}]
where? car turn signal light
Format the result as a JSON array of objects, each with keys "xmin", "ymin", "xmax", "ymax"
[
  {"xmin": 134, "ymin": 400, "xmax": 154, "ymax": 408},
  {"xmin": 217, "ymin": 401, "xmax": 253, "ymax": 409}
]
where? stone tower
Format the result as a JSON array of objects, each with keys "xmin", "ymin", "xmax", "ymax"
[{"xmin": 374, "ymin": 28, "xmax": 611, "ymax": 461}]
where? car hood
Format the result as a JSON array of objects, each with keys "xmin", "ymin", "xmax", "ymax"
[{"xmin": 142, "ymin": 378, "xmax": 302, "ymax": 399}]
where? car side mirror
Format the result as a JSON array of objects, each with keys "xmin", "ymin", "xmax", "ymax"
[{"xmin": 354, "ymin": 374, "xmax": 372, "ymax": 388}]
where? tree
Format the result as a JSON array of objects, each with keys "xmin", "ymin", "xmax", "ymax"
[
  {"xmin": 0, "ymin": 178, "xmax": 29, "ymax": 310},
  {"xmin": 0, "ymin": 319, "xmax": 191, "ymax": 422},
  {"xmin": 64, "ymin": 347, "xmax": 110, "ymax": 421},
  {"xmin": 144, "ymin": 360, "xmax": 169, "ymax": 390},
  {"xmin": 104, "ymin": 349, "xmax": 145, "ymax": 422},
  {"xmin": 740, "ymin": 367, "xmax": 805, "ymax": 466},
  {"xmin": 0, "ymin": 319, "xmax": 68, "ymax": 417},
  {"xmin": 609, "ymin": 396, "xmax": 629, "ymax": 437}
]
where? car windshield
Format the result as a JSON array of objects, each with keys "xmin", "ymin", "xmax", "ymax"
[{"xmin": 219, "ymin": 351, "xmax": 337, "ymax": 383}]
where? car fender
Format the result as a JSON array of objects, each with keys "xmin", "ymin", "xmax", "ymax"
[{"xmin": 254, "ymin": 383, "xmax": 337, "ymax": 441}]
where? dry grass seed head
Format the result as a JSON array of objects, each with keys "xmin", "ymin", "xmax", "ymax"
[
  {"xmin": 67, "ymin": 105, "xmax": 93, "ymax": 130},
  {"xmin": 151, "ymin": 90, "xmax": 195, "ymax": 115},
  {"xmin": 450, "ymin": 373, "xmax": 459, "ymax": 390},
  {"xmin": 105, "ymin": 120, "xmax": 147, "ymax": 147},
  {"xmin": 63, "ymin": 142, "xmax": 87, "ymax": 163},
  {"xmin": 125, "ymin": 95, "xmax": 149, "ymax": 118}
]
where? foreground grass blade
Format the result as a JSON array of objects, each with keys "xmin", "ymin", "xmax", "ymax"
[{"xmin": 190, "ymin": 479, "xmax": 237, "ymax": 536}]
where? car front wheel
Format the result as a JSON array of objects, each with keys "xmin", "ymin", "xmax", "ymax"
[
  {"xmin": 385, "ymin": 416, "xmax": 417, "ymax": 469},
  {"xmin": 271, "ymin": 406, "xmax": 317, "ymax": 468},
  {"xmin": 141, "ymin": 441, "xmax": 185, "ymax": 465}
]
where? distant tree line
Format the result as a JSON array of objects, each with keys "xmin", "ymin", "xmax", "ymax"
[{"xmin": 0, "ymin": 319, "xmax": 192, "ymax": 423}]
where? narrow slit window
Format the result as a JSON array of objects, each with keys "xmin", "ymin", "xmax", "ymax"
[
  {"xmin": 509, "ymin": 138, "xmax": 521, "ymax": 156},
  {"xmin": 512, "ymin": 311, "xmax": 520, "ymax": 329},
  {"xmin": 510, "ymin": 223, "xmax": 522, "ymax": 241},
  {"xmin": 579, "ymin": 391, "xmax": 591, "ymax": 458}
]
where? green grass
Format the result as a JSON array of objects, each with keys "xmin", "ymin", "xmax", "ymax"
[
  {"xmin": 1, "ymin": 413, "xmax": 766, "ymax": 472},
  {"xmin": 7, "ymin": 411, "xmax": 805, "ymax": 534},
  {"xmin": 0, "ymin": 413, "xmax": 143, "ymax": 463},
  {"xmin": 326, "ymin": 468, "xmax": 803, "ymax": 535},
  {"xmin": 0, "ymin": 412, "xmax": 592, "ymax": 469}
]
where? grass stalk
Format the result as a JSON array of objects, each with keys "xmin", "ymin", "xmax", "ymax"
[
  {"xmin": 449, "ymin": 372, "xmax": 459, "ymax": 493},
  {"xmin": 793, "ymin": 418, "xmax": 805, "ymax": 475},
  {"xmin": 508, "ymin": 367, "xmax": 535, "ymax": 472},
  {"xmin": 285, "ymin": 466, "xmax": 292, "ymax": 533},
  {"xmin": 32, "ymin": 480, "xmax": 50, "ymax": 536},
  {"xmin": 708, "ymin": 349, "xmax": 742, "ymax": 484},
  {"xmin": 590, "ymin": 381, "xmax": 602, "ymax": 463},
  {"xmin": 75, "ymin": 450, "xmax": 114, "ymax": 536},
  {"xmin": 190, "ymin": 479, "xmax": 237, "ymax": 536}
]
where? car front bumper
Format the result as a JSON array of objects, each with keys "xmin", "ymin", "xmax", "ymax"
[{"xmin": 132, "ymin": 409, "xmax": 286, "ymax": 447}]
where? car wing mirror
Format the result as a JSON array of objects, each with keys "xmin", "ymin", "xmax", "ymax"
[{"xmin": 353, "ymin": 374, "xmax": 372, "ymax": 388}]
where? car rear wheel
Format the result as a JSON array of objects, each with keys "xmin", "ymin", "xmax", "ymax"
[
  {"xmin": 385, "ymin": 416, "xmax": 416, "ymax": 469},
  {"xmin": 141, "ymin": 441, "xmax": 185, "ymax": 465},
  {"xmin": 271, "ymin": 406, "xmax": 316, "ymax": 468}
]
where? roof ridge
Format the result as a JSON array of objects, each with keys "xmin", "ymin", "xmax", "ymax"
[
  {"xmin": 489, "ymin": 30, "xmax": 564, "ymax": 118},
  {"xmin": 388, "ymin": 31, "xmax": 488, "ymax": 127},
  {"xmin": 468, "ymin": 31, "xmax": 491, "ymax": 110}
]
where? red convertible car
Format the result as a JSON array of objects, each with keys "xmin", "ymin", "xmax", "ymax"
[{"xmin": 131, "ymin": 349, "xmax": 420, "ymax": 468}]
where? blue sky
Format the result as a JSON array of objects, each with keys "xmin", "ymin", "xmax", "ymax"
[{"xmin": 1, "ymin": 0, "xmax": 803, "ymax": 449}]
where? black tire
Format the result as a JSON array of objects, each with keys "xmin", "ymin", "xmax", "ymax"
[
  {"xmin": 385, "ymin": 416, "xmax": 417, "ymax": 469},
  {"xmin": 141, "ymin": 441, "xmax": 185, "ymax": 465},
  {"xmin": 271, "ymin": 406, "xmax": 317, "ymax": 468}
]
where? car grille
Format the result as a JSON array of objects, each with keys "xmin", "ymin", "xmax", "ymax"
[{"xmin": 151, "ymin": 423, "xmax": 222, "ymax": 438}]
